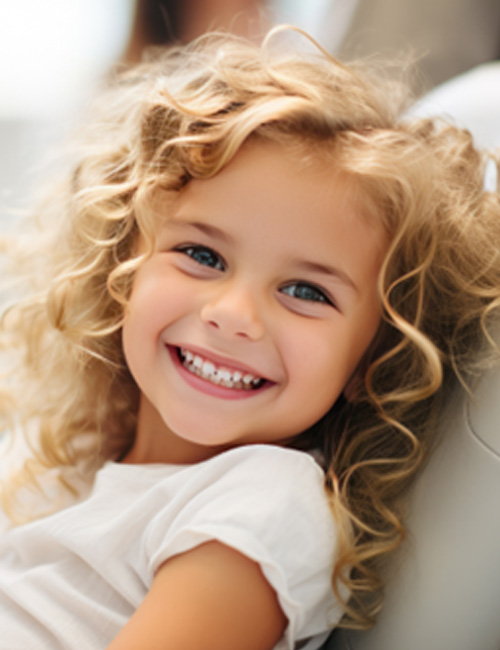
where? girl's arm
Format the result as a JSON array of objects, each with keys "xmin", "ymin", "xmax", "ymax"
[{"xmin": 106, "ymin": 540, "xmax": 287, "ymax": 650}]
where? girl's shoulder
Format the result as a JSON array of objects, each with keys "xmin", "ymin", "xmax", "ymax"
[
  {"xmin": 127, "ymin": 443, "xmax": 338, "ymax": 581},
  {"xmin": 195, "ymin": 443, "xmax": 327, "ymax": 490},
  {"xmin": 101, "ymin": 443, "xmax": 327, "ymax": 495},
  {"xmin": 102, "ymin": 444, "xmax": 330, "ymax": 522},
  {"xmin": 96, "ymin": 444, "xmax": 337, "ymax": 581}
]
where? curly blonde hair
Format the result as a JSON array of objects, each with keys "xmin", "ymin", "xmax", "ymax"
[{"xmin": 1, "ymin": 26, "xmax": 500, "ymax": 630}]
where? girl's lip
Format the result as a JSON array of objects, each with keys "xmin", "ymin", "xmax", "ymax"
[
  {"xmin": 167, "ymin": 345, "xmax": 274, "ymax": 400},
  {"xmin": 167, "ymin": 342, "xmax": 273, "ymax": 382}
]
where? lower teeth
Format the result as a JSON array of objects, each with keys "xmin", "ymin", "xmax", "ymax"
[
  {"xmin": 179, "ymin": 351, "xmax": 262, "ymax": 390},
  {"xmin": 189, "ymin": 366, "xmax": 251, "ymax": 389}
]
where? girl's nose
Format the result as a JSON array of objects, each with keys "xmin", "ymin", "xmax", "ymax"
[{"xmin": 200, "ymin": 285, "xmax": 266, "ymax": 341}]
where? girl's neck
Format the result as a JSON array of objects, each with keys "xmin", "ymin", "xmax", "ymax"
[{"xmin": 121, "ymin": 395, "xmax": 230, "ymax": 466}]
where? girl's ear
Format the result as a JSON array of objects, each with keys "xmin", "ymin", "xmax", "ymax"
[
  {"xmin": 344, "ymin": 326, "xmax": 384, "ymax": 402},
  {"xmin": 343, "ymin": 370, "xmax": 363, "ymax": 402}
]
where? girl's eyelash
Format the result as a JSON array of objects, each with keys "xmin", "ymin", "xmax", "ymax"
[
  {"xmin": 174, "ymin": 244, "xmax": 226, "ymax": 271},
  {"xmin": 280, "ymin": 282, "xmax": 334, "ymax": 306}
]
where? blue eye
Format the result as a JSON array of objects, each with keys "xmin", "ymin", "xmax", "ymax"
[
  {"xmin": 176, "ymin": 245, "xmax": 225, "ymax": 271},
  {"xmin": 280, "ymin": 282, "xmax": 332, "ymax": 304}
]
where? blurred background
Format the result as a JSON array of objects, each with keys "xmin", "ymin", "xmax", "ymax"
[{"xmin": 1, "ymin": 0, "xmax": 500, "ymax": 224}]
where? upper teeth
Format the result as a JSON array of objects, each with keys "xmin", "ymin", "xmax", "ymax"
[{"xmin": 180, "ymin": 349, "xmax": 263, "ymax": 389}]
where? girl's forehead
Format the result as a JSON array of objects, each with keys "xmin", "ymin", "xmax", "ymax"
[
  {"xmin": 145, "ymin": 139, "xmax": 388, "ymax": 253},
  {"xmin": 161, "ymin": 139, "xmax": 373, "ymax": 206}
]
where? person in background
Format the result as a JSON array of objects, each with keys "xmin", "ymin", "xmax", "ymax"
[{"xmin": 123, "ymin": 0, "xmax": 266, "ymax": 61}]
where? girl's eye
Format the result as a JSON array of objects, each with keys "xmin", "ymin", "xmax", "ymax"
[
  {"xmin": 280, "ymin": 282, "xmax": 333, "ymax": 305},
  {"xmin": 175, "ymin": 245, "xmax": 225, "ymax": 271}
]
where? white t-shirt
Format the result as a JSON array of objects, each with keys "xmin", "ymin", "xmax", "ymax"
[{"xmin": 0, "ymin": 444, "xmax": 342, "ymax": 649}]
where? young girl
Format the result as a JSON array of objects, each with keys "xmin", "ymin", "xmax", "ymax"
[{"xmin": 1, "ymin": 27, "xmax": 500, "ymax": 650}]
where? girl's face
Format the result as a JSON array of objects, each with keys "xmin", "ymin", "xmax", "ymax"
[{"xmin": 122, "ymin": 142, "xmax": 387, "ymax": 464}]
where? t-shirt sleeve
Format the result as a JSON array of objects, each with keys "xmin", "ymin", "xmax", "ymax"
[{"xmin": 142, "ymin": 446, "xmax": 342, "ymax": 649}]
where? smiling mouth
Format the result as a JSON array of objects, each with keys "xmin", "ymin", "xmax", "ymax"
[{"xmin": 177, "ymin": 347, "xmax": 266, "ymax": 391}]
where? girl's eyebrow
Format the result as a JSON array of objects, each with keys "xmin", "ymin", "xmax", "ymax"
[
  {"xmin": 166, "ymin": 217, "xmax": 233, "ymax": 243},
  {"xmin": 293, "ymin": 259, "xmax": 359, "ymax": 294}
]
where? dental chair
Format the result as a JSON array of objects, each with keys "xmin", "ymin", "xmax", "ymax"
[
  {"xmin": 324, "ymin": 363, "xmax": 500, "ymax": 650},
  {"xmin": 324, "ymin": 61, "xmax": 500, "ymax": 650}
]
